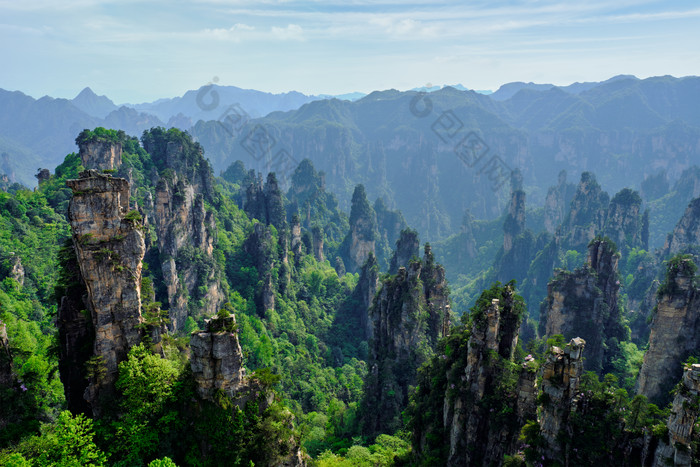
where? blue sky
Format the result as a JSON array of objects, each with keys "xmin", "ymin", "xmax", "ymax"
[{"xmin": 1, "ymin": 0, "xmax": 699, "ymax": 103}]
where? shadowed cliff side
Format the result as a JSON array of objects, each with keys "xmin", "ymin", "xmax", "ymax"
[{"xmin": 361, "ymin": 243, "xmax": 450, "ymax": 437}]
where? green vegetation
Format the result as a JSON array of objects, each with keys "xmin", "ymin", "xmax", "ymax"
[
  {"xmin": 76, "ymin": 127, "xmax": 126, "ymax": 147},
  {"xmin": 0, "ymin": 124, "xmax": 696, "ymax": 466}
]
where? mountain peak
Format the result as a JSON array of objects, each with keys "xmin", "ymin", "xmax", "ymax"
[
  {"xmin": 74, "ymin": 86, "xmax": 97, "ymax": 99},
  {"xmin": 71, "ymin": 87, "xmax": 117, "ymax": 118}
]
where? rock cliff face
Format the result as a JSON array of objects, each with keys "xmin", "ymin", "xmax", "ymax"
[
  {"xmin": 559, "ymin": 172, "xmax": 610, "ymax": 250},
  {"xmin": 65, "ymin": 170, "xmax": 146, "ymax": 412},
  {"xmin": 355, "ymin": 253, "xmax": 379, "ymax": 338},
  {"xmin": 140, "ymin": 132, "xmax": 223, "ymax": 331},
  {"xmin": 79, "ymin": 140, "xmax": 122, "ymax": 171},
  {"xmin": 362, "ymin": 245, "xmax": 449, "ymax": 435},
  {"xmin": 637, "ymin": 257, "xmax": 700, "ymax": 404},
  {"xmin": 245, "ymin": 172, "xmax": 286, "ymax": 230},
  {"xmin": 540, "ymin": 238, "xmax": 626, "ymax": 373},
  {"xmin": 441, "ymin": 291, "xmax": 532, "ymax": 466},
  {"xmin": 503, "ymin": 189, "xmax": 526, "ymax": 253},
  {"xmin": 311, "ymin": 225, "xmax": 324, "ymax": 262},
  {"xmin": 538, "ymin": 338, "xmax": 586, "ymax": 461},
  {"xmin": 341, "ymin": 185, "xmax": 376, "ymax": 273},
  {"xmin": 495, "ymin": 174, "xmax": 538, "ymax": 286},
  {"xmin": 544, "ymin": 170, "xmax": 575, "ymax": 234},
  {"xmin": 154, "ymin": 171, "xmax": 221, "ymax": 330},
  {"xmin": 8, "ymin": 255, "xmax": 24, "ymax": 286},
  {"xmin": 388, "ymin": 229, "xmax": 419, "ymax": 275},
  {"xmin": 243, "ymin": 222, "xmax": 277, "ymax": 313},
  {"xmin": 662, "ymin": 197, "xmax": 700, "ymax": 258},
  {"xmin": 652, "ymin": 364, "xmax": 700, "ymax": 466},
  {"xmin": 189, "ymin": 314, "xmax": 245, "ymax": 401},
  {"xmin": 603, "ymin": 188, "xmax": 647, "ymax": 251}
]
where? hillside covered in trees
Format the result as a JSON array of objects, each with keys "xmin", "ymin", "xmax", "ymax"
[{"xmin": 1, "ymin": 126, "xmax": 700, "ymax": 466}]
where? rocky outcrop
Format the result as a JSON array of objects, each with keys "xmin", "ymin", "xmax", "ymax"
[
  {"xmin": 559, "ymin": 172, "xmax": 610, "ymax": 250},
  {"xmin": 460, "ymin": 210, "xmax": 477, "ymax": 259},
  {"xmin": 245, "ymin": 172, "xmax": 286, "ymax": 230},
  {"xmin": 540, "ymin": 238, "xmax": 626, "ymax": 373},
  {"xmin": 544, "ymin": 170, "xmax": 575, "ymax": 234},
  {"xmin": 79, "ymin": 140, "xmax": 122, "ymax": 171},
  {"xmin": 495, "ymin": 172, "xmax": 538, "ymax": 286},
  {"xmin": 388, "ymin": 229, "xmax": 420, "ymax": 274},
  {"xmin": 652, "ymin": 364, "xmax": 700, "ymax": 466},
  {"xmin": 662, "ymin": 197, "xmax": 700, "ymax": 258},
  {"xmin": 442, "ymin": 290, "xmax": 531, "ymax": 466},
  {"xmin": 341, "ymin": 185, "xmax": 376, "ymax": 273},
  {"xmin": 8, "ymin": 255, "xmax": 24, "ymax": 286},
  {"xmin": 35, "ymin": 168, "xmax": 50, "ymax": 185},
  {"xmin": 154, "ymin": 171, "xmax": 222, "ymax": 330},
  {"xmin": 66, "ymin": 170, "xmax": 146, "ymax": 413},
  {"xmin": 354, "ymin": 253, "xmax": 379, "ymax": 338},
  {"xmin": 243, "ymin": 222, "xmax": 277, "ymax": 314},
  {"xmin": 538, "ymin": 337, "xmax": 586, "ymax": 461},
  {"xmin": 603, "ymin": 188, "xmax": 647, "ymax": 252},
  {"xmin": 190, "ymin": 313, "xmax": 245, "ymax": 401},
  {"xmin": 503, "ymin": 179, "xmax": 526, "ymax": 254},
  {"xmin": 362, "ymin": 245, "xmax": 450, "ymax": 436},
  {"xmin": 637, "ymin": 257, "xmax": 700, "ymax": 404}
]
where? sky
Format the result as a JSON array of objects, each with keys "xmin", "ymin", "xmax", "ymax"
[{"xmin": 1, "ymin": 0, "xmax": 699, "ymax": 104}]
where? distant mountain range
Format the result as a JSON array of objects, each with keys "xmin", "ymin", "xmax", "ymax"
[
  {"xmin": 488, "ymin": 74, "xmax": 638, "ymax": 100},
  {"xmin": 1, "ymin": 75, "xmax": 698, "ymax": 234},
  {"xmin": 191, "ymin": 75, "xmax": 700, "ymax": 242}
]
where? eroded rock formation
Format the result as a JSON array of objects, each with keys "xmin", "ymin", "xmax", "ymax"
[
  {"xmin": 652, "ymin": 364, "xmax": 700, "ymax": 466},
  {"xmin": 603, "ymin": 188, "xmax": 647, "ymax": 251},
  {"xmin": 312, "ymin": 225, "xmax": 324, "ymax": 262},
  {"xmin": 544, "ymin": 170, "xmax": 575, "ymax": 234},
  {"xmin": 662, "ymin": 197, "xmax": 700, "ymax": 258},
  {"xmin": 559, "ymin": 172, "xmax": 610, "ymax": 249},
  {"xmin": 362, "ymin": 244, "xmax": 449, "ymax": 436},
  {"xmin": 243, "ymin": 222, "xmax": 277, "ymax": 313},
  {"xmin": 442, "ymin": 292, "xmax": 532, "ymax": 466},
  {"xmin": 503, "ymin": 184, "xmax": 526, "ymax": 254},
  {"xmin": 79, "ymin": 139, "xmax": 122, "ymax": 171},
  {"xmin": 388, "ymin": 229, "xmax": 419, "ymax": 274},
  {"xmin": 540, "ymin": 238, "xmax": 626, "ymax": 373},
  {"xmin": 637, "ymin": 257, "xmax": 700, "ymax": 404},
  {"xmin": 65, "ymin": 170, "xmax": 146, "ymax": 412},
  {"xmin": 190, "ymin": 313, "xmax": 245, "ymax": 401},
  {"xmin": 341, "ymin": 185, "xmax": 376, "ymax": 273},
  {"xmin": 355, "ymin": 253, "xmax": 379, "ymax": 338},
  {"xmin": 154, "ymin": 171, "xmax": 221, "ymax": 330},
  {"xmin": 244, "ymin": 172, "xmax": 286, "ymax": 230},
  {"xmin": 538, "ymin": 337, "xmax": 586, "ymax": 461}
]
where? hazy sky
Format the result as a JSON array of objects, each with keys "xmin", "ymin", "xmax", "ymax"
[{"xmin": 2, "ymin": 0, "xmax": 699, "ymax": 103}]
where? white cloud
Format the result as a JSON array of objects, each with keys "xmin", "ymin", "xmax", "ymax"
[
  {"xmin": 201, "ymin": 23, "xmax": 255, "ymax": 41},
  {"xmin": 271, "ymin": 23, "xmax": 304, "ymax": 40}
]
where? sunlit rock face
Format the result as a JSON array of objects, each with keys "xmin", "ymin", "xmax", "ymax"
[{"xmin": 65, "ymin": 170, "xmax": 145, "ymax": 414}]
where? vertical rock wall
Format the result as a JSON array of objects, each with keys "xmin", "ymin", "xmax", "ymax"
[
  {"xmin": 362, "ymin": 245, "xmax": 449, "ymax": 436},
  {"xmin": 540, "ymin": 238, "xmax": 625, "ymax": 373},
  {"xmin": 189, "ymin": 314, "xmax": 245, "ymax": 401},
  {"xmin": 66, "ymin": 170, "xmax": 146, "ymax": 412},
  {"xmin": 637, "ymin": 257, "xmax": 700, "ymax": 404},
  {"xmin": 538, "ymin": 338, "xmax": 586, "ymax": 462}
]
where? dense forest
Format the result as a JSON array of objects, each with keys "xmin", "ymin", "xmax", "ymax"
[{"xmin": 1, "ymin": 125, "xmax": 699, "ymax": 466}]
